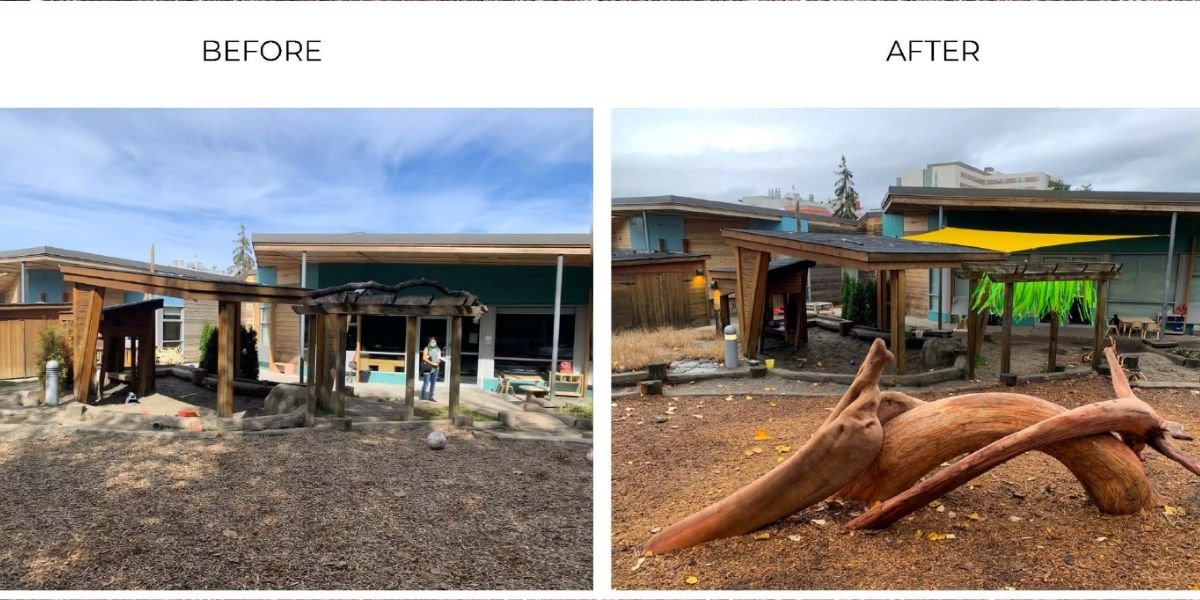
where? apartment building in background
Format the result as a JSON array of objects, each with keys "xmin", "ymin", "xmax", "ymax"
[{"xmin": 898, "ymin": 162, "xmax": 1054, "ymax": 191}]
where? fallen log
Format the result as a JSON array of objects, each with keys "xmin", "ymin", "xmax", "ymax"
[
  {"xmin": 644, "ymin": 338, "xmax": 893, "ymax": 554},
  {"xmin": 846, "ymin": 348, "xmax": 1198, "ymax": 530}
]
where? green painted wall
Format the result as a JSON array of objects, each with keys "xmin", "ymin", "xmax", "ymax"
[{"xmin": 312, "ymin": 263, "xmax": 592, "ymax": 306}]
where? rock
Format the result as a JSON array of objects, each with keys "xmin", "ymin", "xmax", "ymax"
[
  {"xmin": 958, "ymin": 561, "xmax": 974, "ymax": 571},
  {"xmin": 654, "ymin": 415, "xmax": 669, "ymax": 424},
  {"xmin": 921, "ymin": 336, "xmax": 967, "ymax": 368},
  {"xmin": 263, "ymin": 383, "xmax": 307, "ymax": 415},
  {"xmin": 427, "ymin": 431, "xmax": 447, "ymax": 450},
  {"xmin": 18, "ymin": 390, "xmax": 43, "ymax": 407},
  {"xmin": 884, "ymin": 537, "xmax": 898, "ymax": 549},
  {"xmin": 64, "ymin": 403, "xmax": 87, "ymax": 421},
  {"xmin": 332, "ymin": 417, "xmax": 352, "ymax": 432},
  {"xmin": 1062, "ymin": 554, "xmax": 1075, "ymax": 565}
]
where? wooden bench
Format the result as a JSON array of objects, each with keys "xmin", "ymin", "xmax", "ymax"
[
  {"xmin": 515, "ymin": 383, "xmax": 549, "ymax": 410},
  {"xmin": 806, "ymin": 301, "xmax": 833, "ymax": 315}
]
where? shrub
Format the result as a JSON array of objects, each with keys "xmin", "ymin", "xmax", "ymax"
[
  {"xmin": 840, "ymin": 273, "xmax": 877, "ymax": 328},
  {"xmin": 198, "ymin": 321, "xmax": 260, "ymax": 380},
  {"xmin": 34, "ymin": 324, "xmax": 73, "ymax": 389}
]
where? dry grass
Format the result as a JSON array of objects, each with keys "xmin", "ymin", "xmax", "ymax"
[{"xmin": 612, "ymin": 326, "xmax": 723, "ymax": 373}]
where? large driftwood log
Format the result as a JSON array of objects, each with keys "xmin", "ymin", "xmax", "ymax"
[
  {"xmin": 837, "ymin": 392, "xmax": 1157, "ymax": 514},
  {"xmin": 644, "ymin": 338, "xmax": 894, "ymax": 554},
  {"xmin": 846, "ymin": 348, "xmax": 1199, "ymax": 530}
]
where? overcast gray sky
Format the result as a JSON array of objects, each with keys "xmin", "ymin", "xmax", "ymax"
[{"xmin": 612, "ymin": 109, "xmax": 1200, "ymax": 209}]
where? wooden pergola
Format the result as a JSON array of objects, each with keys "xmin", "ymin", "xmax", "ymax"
[
  {"xmin": 98, "ymin": 299, "xmax": 163, "ymax": 398},
  {"xmin": 721, "ymin": 230, "xmax": 1004, "ymax": 375},
  {"xmin": 59, "ymin": 264, "xmax": 310, "ymax": 416},
  {"xmin": 292, "ymin": 280, "xmax": 487, "ymax": 425},
  {"xmin": 957, "ymin": 261, "xmax": 1123, "ymax": 383}
]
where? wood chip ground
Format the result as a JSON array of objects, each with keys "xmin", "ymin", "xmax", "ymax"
[
  {"xmin": 0, "ymin": 428, "xmax": 591, "ymax": 590},
  {"xmin": 612, "ymin": 375, "xmax": 1200, "ymax": 590}
]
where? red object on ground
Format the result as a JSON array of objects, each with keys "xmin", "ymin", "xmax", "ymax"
[{"xmin": 177, "ymin": 409, "xmax": 200, "ymax": 418}]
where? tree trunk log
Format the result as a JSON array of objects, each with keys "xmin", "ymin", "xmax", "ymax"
[{"xmin": 644, "ymin": 338, "xmax": 894, "ymax": 554}]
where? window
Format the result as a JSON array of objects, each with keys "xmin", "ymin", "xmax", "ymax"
[
  {"xmin": 494, "ymin": 312, "xmax": 575, "ymax": 375},
  {"xmin": 161, "ymin": 307, "xmax": 183, "ymax": 349},
  {"xmin": 359, "ymin": 316, "xmax": 408, "ymax": 355},
  {"xmin": 259, "ymin": 304, "xmax": 271, "ymax": 360}
]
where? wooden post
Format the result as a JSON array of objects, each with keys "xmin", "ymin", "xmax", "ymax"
[
  {"xmin": 449, "ymin": 316, "xmax": 463, "ymax": 420},
  {"xmin": 216, "ymin": 301, "xmax": 238, "ymax": 418},
  {"xmin": 733, "ymin": 246, "xmax": 771, "ymax": 359},
  {"xmin": 354, "ymin": 315, "xmax": 363, "ymax": 384},
  {"xmin": 1048, "ymin": 311, "xmax": 1059, "ymax": 374},
  {"xmin": 73, "ymin": 284, "xmax": 105, "ymax": 402},
  {"xmin": 579, "ymin": 288, "xmax": 592, "ymax": 395},
  {"xmin": 404, "ymin": 315, "xmax": 418, "ymax": 420},
  {"xmin": 718, "ymin": 293, "xmax": 731, "ymax": 333},
  {"xmin": 304, "ymin": 315, "xmax": 319, "ymax": 427},
  {"xmin": 797, "ymin": 268, "xmax": 809, "ymax": 347},
  {"xmin": 893, "ymin": 270, "xmax": 907, "ymax": 375},
  {"xmin": 1000, "ymin": 281, "xmax": 1014, "ymax": 379},
  {"xmin": 966, "ymin": 275, "xmax": 979, "ymax": 380},
  {"xmin": 334, "ymin": 315, "xmax": 348, "ymax": 418},
  {"xmin": 1093, "ymin": 279, "xmax": 1110, "ymax": 371},
  {"xmin": 137, "ymin": 333, "xmax": 155, "ymax": 396}
]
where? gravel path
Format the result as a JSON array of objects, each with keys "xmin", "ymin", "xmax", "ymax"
[
  {"xmin": 612, "ymin": 376, "xmax": 1200, "ymax": 590},
  {"xmin": 0, "ymin": 427, "xmax": 592, "ymax": 590}
]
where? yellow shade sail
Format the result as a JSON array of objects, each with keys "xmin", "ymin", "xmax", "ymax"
[{"xmin": 904, "ymin": 227, "xmax": 1156, "ymax": 254}]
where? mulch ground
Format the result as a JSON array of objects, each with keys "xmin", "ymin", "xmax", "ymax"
[
  {"xmin": 0, "ymin": 427, "xmax": 591, "ymax": 590},
  {"xmin": 612, "ymin": 375, "xmax": 1200, "ymax": 590}
]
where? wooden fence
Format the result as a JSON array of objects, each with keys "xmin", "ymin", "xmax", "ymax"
[{"xmin": 0, "ymin": 305, "xmax": 70, "ymax": 379}]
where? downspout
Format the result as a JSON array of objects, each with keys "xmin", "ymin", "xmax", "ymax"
[
  {"xmin": 937, "ymin": 206, "xmax": 944, "ymax": 330},
  {"xmin": 19, "ymin": 261, "xmax": 26, "ymax": 304},
  {"xmin": 1160, "ymin": 212, "xmax": 1178, "ymax": 340},
  {"xmin": 299, "ymin": 250, "xmax": 308, "ymax": 382},
  {"xmin": 549, "ymin": 254, "xmax": 564, "ymax": 401},
  {"xmin": 641, "ymin": 210, "xmax": 651, "ymax": 253}
]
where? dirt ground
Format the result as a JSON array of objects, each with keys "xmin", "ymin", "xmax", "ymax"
[
  {"xmin": 0, "ymin": 427, "xmax": 592, "ymax": 590},
  {"xmin": 612, "ymin": 376, "xmax": 1200, "ymax": 590}
]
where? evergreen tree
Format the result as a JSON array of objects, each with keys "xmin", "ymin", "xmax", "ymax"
[
  {"xmin": 232, "ymin": 223, "xmax": 255, "ymax": 274},
  {"xmin": 832, "ymin": 155, "xmax": 860, "ymax": 219}
]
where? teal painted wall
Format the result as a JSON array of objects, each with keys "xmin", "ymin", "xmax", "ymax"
[
  {"xmin": 313, "ymin": 263, "xmax": 592, "ymax": 306},
  {"xmin": 882, "ymin": 213, "xmax": 904, "ymax": 238},
  {"xmin": 628, "ymin": 214, "xmax": 685, "ymax": 251},
  {"xmin": 257, "ymin": 266, "xmax": 277, "ymax": 285}
]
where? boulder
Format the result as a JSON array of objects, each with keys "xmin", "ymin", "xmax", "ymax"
[
  {"xmin": 922, "ymin": 336, "xmax": 967, "ymax": 368},
  {"xmin": 18, "ymin": 390, "xmax": 43, "ymax": 407},
  {"xmin": 263, "ymin": 383, "xmax": 308, "ymax": 415}
]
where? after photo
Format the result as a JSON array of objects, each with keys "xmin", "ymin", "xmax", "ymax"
[
  {"xmin": 611, "ymin": 108, "xmax": 1200, "ymax": 590},
  {"xmin": 0, "ymin": 108, "xmax": 594, "ymax": 590}
]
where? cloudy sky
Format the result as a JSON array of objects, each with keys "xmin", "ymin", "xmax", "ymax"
[
  {"xmin": 613, "ymin": 109, "xmax": 1200, "ymax": 208},
  {"xmin": 0, "ymin": 109, "xmax": 592, "ymax": 270}
]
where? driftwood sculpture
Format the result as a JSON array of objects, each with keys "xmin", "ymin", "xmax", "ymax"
[{"xmin": 644, "ymin": 338, "xmax": 1200, "ymax": 554}]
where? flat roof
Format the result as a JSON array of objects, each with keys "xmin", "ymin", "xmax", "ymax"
[
  {"xmin": 612, "ymin": 195, "xmax": 789, "ymax": 220},
  {"xmin": 253, "ymin": 232, "xmax": 593, "ymax": 267},
  {"xmin": 60, "ymin": 265, "xmax": 309, "ymax": 304},
  {"xmin": 722, "ymin": 229, "xmax": 1003, "ymax": 270},
  {"xmin": 710, "ymin": 256, "xmax": 812, "ymax": 274},
  {"xmin": 884, "ymin": 186, "xmax": 1200, "ymax": 214},
  {"xmin": 0, "ymin": 246, "xmax": 238, "ymax": 281}
]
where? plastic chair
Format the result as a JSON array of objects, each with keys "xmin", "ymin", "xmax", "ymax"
[{"xmin": 1143, "ymin": 321, "xmax": 1160, "ymax": 340}]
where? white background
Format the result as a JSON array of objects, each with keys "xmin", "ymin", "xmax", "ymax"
[{"xmin": 3, "ymin": 2, "xmax": 1200, "ymax": 599}]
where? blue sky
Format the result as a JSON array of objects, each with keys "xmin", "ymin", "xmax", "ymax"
[{"xmin": 0, "ymin": 109, "xmax": 593, "ymax": 270}]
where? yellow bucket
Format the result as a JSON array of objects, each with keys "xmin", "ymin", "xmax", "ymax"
[{"xmin": 765, "ymin": 358, "xmax": 776, "ymax": 369}]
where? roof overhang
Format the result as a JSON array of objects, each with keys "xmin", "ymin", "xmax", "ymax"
[
  {"xmin": 60, "ymin": 265, "xmax": 310, "ymax": 304},
  {"xmin": 253, "ymin": 235, "xmax": 592, "ymax": 267},
  {"xmin": 884, "ymin": 187, "xmax": 1200, "ymax": 215},
  {"xmin": 612, "ymin": 202, "xmax": 783, "ymax": 222}
]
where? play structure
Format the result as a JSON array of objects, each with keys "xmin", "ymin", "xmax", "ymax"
[{"xmin": 643, "ymin": 338, "xmax": 1200, "ymax": 554}]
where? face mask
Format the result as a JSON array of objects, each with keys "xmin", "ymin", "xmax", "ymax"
[{"xmin": 429, "ymin": 343, "xmax": 438, "ymax": 349}]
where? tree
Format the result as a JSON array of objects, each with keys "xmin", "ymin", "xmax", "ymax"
[
  {"xmin": 232, "ymin": 223, "xmax": 255, "ymax": 274},
  {"xmin": 832, "ymin": 155, "xmax": 860, "ymax": 219},
  {"xmin": 1048, "ymin": 178, "xmax": 1093, "ymax": 192}
]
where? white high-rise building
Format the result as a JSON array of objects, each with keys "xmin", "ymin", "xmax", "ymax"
[{"xmin": 898, "ymin": 162, "xmax": 1053, "ymax": 190}]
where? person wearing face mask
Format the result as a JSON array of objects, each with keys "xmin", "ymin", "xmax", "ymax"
[{"xmin": 420, "ymin": 337, "xmax": 442, "ymax": 401}]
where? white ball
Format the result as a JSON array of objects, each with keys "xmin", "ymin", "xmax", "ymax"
[{"xmin": 427, "ymin": 431, "xmax": 447, "ymax": 450}]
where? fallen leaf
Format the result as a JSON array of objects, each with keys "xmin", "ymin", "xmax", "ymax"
[
  {"xmin": 685, "ymin": 575, "xmax": 699, "ymax": 585},
  {"xmin": 774, "ymin": 444, "xmax": 791, "ymax": 454},
  {"xmin": 769, "ymin": 401, "xmax": 778, "ymax": 408},
  {"xmin": 745, "ymin": 395, "xmax": 754, "ymax": 400},
  {"xmin": 811, "ymin": 519, "xmax": 827, "ymax": 526},
  {"xmin": 632, "ymin": 557, "xmax": 646, "ymax": 571},
  {"xmin": 693, "ymin": 414, "xmax": 704, "ymax": 419},
  {"xmin": 928, "ymin": 500, "xmax": 942, "ymax": 509},
  {"xmin": 926, "ymin": 531, "xmax": 948, "ymax": 541},
  {"xmin": 754, "ymin": 429, "xmax": 772, "ymax": 441},
  {"xmin": 967, "ymin": 513, "xmax": 982, "ymax": 521},
  {"xmin": 752, "ymin": 532, "xmax": 771, "ymax": 540},
  {"xmin": 936, "ymin": 505, "xmax": 946, "ymax": 513},
  {"xmin": 649, "ymin": 526, "xmax": 662, "ymax": 533},
  {"xmin": 1096, "ymin": 536, "xmax": 1108, "ymax": 542},
  {"xmin": 1009, "ymin": 516, "xmax": 1023, "ymax": 522},
  {"xmin": 222, "ymin": 529, "xmax": 238, "ymax": 539},
  {"xmin": 787, "ymin": 534, "xmax": 803, "ymax": 542}
]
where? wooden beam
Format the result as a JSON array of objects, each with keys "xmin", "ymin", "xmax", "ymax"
[
  {"xmin": 734, "ymin": 246, "xmax": 771, "ymax": 359},
  {"xmin": 579, "ymin": 288, "xmax": 592, "ymax": 395},
  {"xmin": 72, "ymin": 284, "xmax": 105, "ymax": 402},
  {"xmin": 137, "ymin": 333, "xmax": 155, "ymax": 397},
  {"xmin": 1048, "ymin": 311, "xmax": 1059, "ymax": 374},
  {"xmin": 449, "ymin": 316, "xmax": 463, "ymax": 421},
  {"xmin": 718, "ymin": 293, "xmax": 731, "ymax": 335},
  {"xmin": 217, "ymin": 301, "xmax": 238, "ymax": 418},
  {"xmin": 404, "ymin": 316, "xmax": 418, "ymax": 420},
  {"xmin": 1000, "ymin": 281, "xmax": 1014, "ymax": 379},
  {"xmin": 796, "ymin": 268, "xmax": 809, "ymax": 348},
  {"xmin": 893, "ymin": 270, "xmax": 907, "ymax": 375},
  {"xmin": 334, "ymin": 315, "xmax": 348, "ymax": 418},
  {"xmin": 1093, "ymin": 279, "xmax": 1110, "ymax": 371},
  {"xmin": 354, "ymin": 314, "xmax": 362, "ymax": 386},
  {"xmin": 876, "ymin": 271, "xmax": 887, "ymax": 332},
  {"xmin": 966, "ymin": 276, "xmax": 979, "ymax": 380}
]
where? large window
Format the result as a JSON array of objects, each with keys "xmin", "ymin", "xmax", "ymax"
[
  {"xmin": 359, "ymin": 316, "xmax": 408, "ymax": 355},
  {"xmin": 160, "ymin": 307, "xmax": 183, "ymax": 349},
  {"xmin": 494, "ymin": 312, "xmax": 575, "ymax": 376}
]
